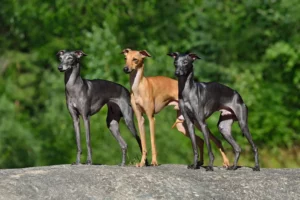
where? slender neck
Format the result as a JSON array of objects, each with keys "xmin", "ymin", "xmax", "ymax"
[
  {"xmin": 129, "ymin": 63, "xmax": 144, "ymax": 93},
  {"xmin": 177, "ymin": 71, "xmax": 194, "ymax": 99},
  {"xmin": 64, "ymin": 63, "xmax": 82, "ymax": 87}
]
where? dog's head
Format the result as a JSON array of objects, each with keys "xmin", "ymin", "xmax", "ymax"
[
  {"xmin": 56, "ymin": 50, "xmax": 87, "ymax": 72},
  {"xmin": 121, "ymin": 48, "xmax": 151, "ymax": 74},
  {"xmin": 167, "ymin": 52, "xmax": 200, "ymax": 77}
]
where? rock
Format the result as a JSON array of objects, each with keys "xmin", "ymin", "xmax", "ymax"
[{"xmin": 0, "ymin": 164, "xmax": 299, "ymax": 199}]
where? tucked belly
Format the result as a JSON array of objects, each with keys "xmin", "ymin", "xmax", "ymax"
[
  {"xmin": 154, "ymin": 103, "xmax": 167, "ymax": 114},
  {"xmin": 154, "ymin": 99, "xmax": 177, "ymax": 114}
]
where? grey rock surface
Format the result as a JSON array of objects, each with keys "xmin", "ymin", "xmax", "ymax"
[{"xmin": 0, "ymin": 164, "xmax": 299, "ymax": 200}]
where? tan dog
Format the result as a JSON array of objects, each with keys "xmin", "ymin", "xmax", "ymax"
[{"xmin": 122, "ymin": 48, "xmax": 229, "ymax": 167}]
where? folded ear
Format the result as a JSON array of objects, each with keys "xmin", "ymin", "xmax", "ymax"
[
  {"xmin": 188, "ymin": 53, "xmax": 201, "ymax": 60},
  {"xmin": 121, "ymin": 48, "xmax": 132, "ymax": 55},
  {"xmin": 167, "ymin": 52, "xmax": 179, "ymax": 59},
  {"xmin": 56, "ymin": 50, "xmax": 65, "ymax": 56},
  {"xmin": 74, "ymin": 50, "xmax": 87, "ymax": 58},
  {"xmin": 139, "ymin": 50, "xmax": 151, "ymax": 58}
]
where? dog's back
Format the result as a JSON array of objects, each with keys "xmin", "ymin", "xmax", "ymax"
[
  {"xmin": 147, "ymin": 76, "xmax": 178, "ymax": 99},
  {"xmin": 196, "ymin": 81, "xmax": 244, "ymax": 118},
  {"xmin": 87, "ymin": 79, "xmax": 130, "ymax": 99},
  {"xmin": 146, "ymin": 76, "xmax": 178, "ymax": 113}
]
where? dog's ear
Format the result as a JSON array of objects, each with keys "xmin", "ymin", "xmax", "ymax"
[
  {"xmin": 188, "ymin": 53, "xmax": 201, "ymax": 61},
  {"xmin": 121, "ymin": 48, "xmax": 132, "ymax": 55},
  {"xmin": 56, "ymin": 50, "xmax": 65, "ymax": 57},
  {"xmin": 74, "ymin": 50, "xmax": 87, "ymax": 58},
  {"xmin": 167, "ymin": 52, "xmax": 179, "ymax": 59},
  {"xmin": 139, "ymin": 50, "xmax": 151, "ymax": 58}
]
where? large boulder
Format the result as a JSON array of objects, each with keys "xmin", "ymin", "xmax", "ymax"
[{"xmin": 0, "ymin": 164, "xmax": 299, "ymax": 199}]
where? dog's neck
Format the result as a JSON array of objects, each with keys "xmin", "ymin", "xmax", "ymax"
[
  {"xmin": 65, "ymin": 63, "xmax": 83, "ymax": 88},
  {"xmin": 177, "ymin": 71, "xmax": 194, "ymax": 99},
  {"xmin": 129, "ymin": 63, "xmax": 144, "ymax": 93}
]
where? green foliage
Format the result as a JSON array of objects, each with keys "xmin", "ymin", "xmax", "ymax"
[{"xmin": 0, "ymin": 0, "xmax": 299, "ymax": 168}]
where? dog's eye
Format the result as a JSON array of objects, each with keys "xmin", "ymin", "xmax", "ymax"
[
  {"xmin": 183, "ymin": 60, "xmax": 188, "ymax": 65},
  {"xmin": 133, "ymin": 58, "xmax": 138, "ymax": 63},
  {"xmin": 67, "ymin": 57, "xmax": 73, "ymax": 60}
]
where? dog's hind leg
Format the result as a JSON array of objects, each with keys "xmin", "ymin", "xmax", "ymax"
[
  {"xmin": 208, "ymin": 129, "xmax": 230, "ymax": 168},
  {"xmin": 233, "ymin": 103, "xmax": 260, "ymax": 171},
  {"xmin": 217, "ymin": 115, "xmax": 240, "ymax": 170},
  {"xmin": 194, "ymin": 122, "xmax": 230, "ymax": 168},
  {"xmin": 106, "ymin": 102, "xmax": 128, "ymax": 166},
  {"xmin": 118, "ymin": 99, "xmax": 143, "ymax": 154}
]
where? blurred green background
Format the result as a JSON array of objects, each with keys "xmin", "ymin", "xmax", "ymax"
[{"xmin": 0, "ymin": 0, "xmax": 299, "ymax": 168}]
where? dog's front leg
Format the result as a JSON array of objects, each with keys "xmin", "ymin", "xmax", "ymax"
[
  {"xmin": 69, "ymin": 110, "xmax": 81, "ymax": 165},
  {"xmin": 83, "ymin": 115, "xmax": 92, "ymax": 165},
  {"xmin": 194, "ymin": 111, "xmax": 214, "ymax": 171},
  {"xmin": 179, "ymin": 101, "xmax": 198, "ymax": 169},
  {"xmin": 148, "ymin": 114, "xmax": 157, "ymax": 166},
  {"xmin": 131, "ymin": 96, "xmax": 147, "ymax": 167}
]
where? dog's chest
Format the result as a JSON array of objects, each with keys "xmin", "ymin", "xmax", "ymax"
[
  {"xmin": 184, "ymin": 102, "xmax": 195, "ymax": 117},
  {"xmin": 67, "ymin": 96, "xmax": 85, "ymax": 113},
  {"xmin": 180, "ymin": 98, "xmax": 195, "ymax": 117}
]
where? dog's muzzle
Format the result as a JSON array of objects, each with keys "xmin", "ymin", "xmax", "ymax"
[
  {"xmin": 123, "ymin": 66, "xmax": 131, "ymax": 74},
  {"xmin": 58, "ymin": 65, "xmax": 64, "ymax": 72},
  {"xmin": 175, "ymin": 71, "xmax": 181, "ymax": 77}
]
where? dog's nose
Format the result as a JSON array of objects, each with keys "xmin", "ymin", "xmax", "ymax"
[
  {"xmin": 58, "ymin": 65, "xmax": 63, "ymax": 71},
  {"xmin": 175, "ymin": 71, "xmax": 180, "ymax": 76},
  {"xmin": 123, "ymin": 66, "xmax": 129, "ymax": 73}
]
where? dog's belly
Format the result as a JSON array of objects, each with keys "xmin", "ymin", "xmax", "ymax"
[{"xmin": 154, "ymin": 101, "xmax": 170, "ymax": 114}]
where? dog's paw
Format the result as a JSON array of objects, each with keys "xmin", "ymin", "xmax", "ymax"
[
  {"xmin": 85, "ymin": 160, "xmax": 92, "ymax": 165},
  {"xmin": 222, "ymin": 161, "xmax": 230, "ymax": 168},
  {"xmin": 118, "ymin": 163, "xmax": 125, "ymax": 167},
  {"xmin": 71, "ymin": 162, "xmax": 81, "ymax": 165},
  {"xmin": 206, "ymin": 166, "xmax": 214, "ymax": 171},
  {"xmin": 151, "ymin": 161, "xmax": 158, "ymax": 166},
  {"xmin": 227, "ymin": 165, "xmax": 238, "ymax": 170},
  {"xmin": 253, "ymin": 166, "xmax": 260, "ymax": 171},
  {"xmin": 136, "ymin": 162, "xmax": 146, "ymax": 167},
  {"xmin": 187, "ymin": 164, "xmax": 199, "ymax": 169}
]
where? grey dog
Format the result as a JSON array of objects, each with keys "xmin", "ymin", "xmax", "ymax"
[
  {"xmin": 168, "ymin": 52, "xmax": 260, "ymax": 171},
  {"xmin": 57, "ymin": 50, "xmax": 143, "ymax": 166}
]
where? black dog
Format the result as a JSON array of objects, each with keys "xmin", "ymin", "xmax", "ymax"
[
  {"xmin": 57, "ymin": 50, "xmax": 143, "ymax": 166},
  {"xmin": 168, "ymin": 52, "xmax": 260, "ymax": 171}
]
